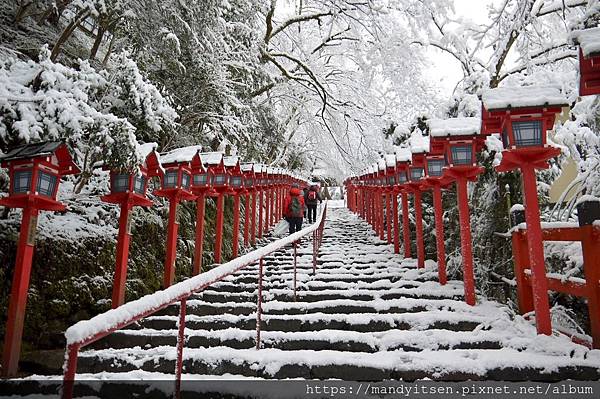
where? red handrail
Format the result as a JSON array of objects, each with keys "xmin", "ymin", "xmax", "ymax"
[{"xmin": 61, "ymin": 203, "xmax": 328, "ymax": 399}]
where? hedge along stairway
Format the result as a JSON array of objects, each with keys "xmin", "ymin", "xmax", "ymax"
[{"xmin": 67, "ymin": 204, "xmax": 600, "ymax": 381}]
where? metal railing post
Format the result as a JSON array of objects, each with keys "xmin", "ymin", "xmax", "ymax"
[
  {"xmin": 61, "ymin": 343, "xmax": 80, "ymax": 399},
  {"xmin": 293, "ymin": 241, "xmax": 298, "ymax": 302},
  {"xmin": 174, "ymin": 297, "xmax": 187, "ymax": 398},
  {"xmin": 312, "ymin": 230, "xmax": 317, "ymax": 274},
  {"xmin": 256, "ymin": 257, "xmax": 264, "ymax": 350}
]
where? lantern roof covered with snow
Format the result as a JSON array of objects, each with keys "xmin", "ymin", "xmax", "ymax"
[
  {"xmin": 481, "ymin": 86, "xmax": 567, "ymax": 138},
  {"xmin": 482, "ymin": 85, "xmax": 566, "ymax": 172},
  {"xmin": 429, "ymin": 117, "xmax": 481, "ymax": 138},
  {"xmin": 241, "ymin": 162, "xmax": 255, "ymax": 190},
  {"xmin": 481, "ymin": 86, "xmax": 568, "ymax": 111},
  {"xmin": 428, "ymin": 117, "xmax": 485, "ymax": 171},
  {"xmin": 226, "ymin": 158, "xmax": 245, "ymax": 192},
  {"xmin": 572, "ymin": 27, "xmax": 600, "ymax": 96},
  {"xmin": 205, "ymin": 155, "xmax": 230, "ymax": 194},
  {"xmin": 395, "ymin": 147, "xmax": 412, "ymax": 164},
  {"xmin": 101, "ymin": 142, "xmax": 157, "ymax": 207},
  {"xmin": 146, "ymin": 146, "xmax": 197, "ymax": 201},
  {"xmin": 188, "ymin": 151, "xmax": 213, "ymax": 194},
  {"xmin": 0, "ymin": 141, "xmax": 80, "ymax": 211}
]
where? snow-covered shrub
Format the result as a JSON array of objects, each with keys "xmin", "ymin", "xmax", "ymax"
[{"xmin": 0, "ymin": 48, "xmax": 177, "ymax": 184}]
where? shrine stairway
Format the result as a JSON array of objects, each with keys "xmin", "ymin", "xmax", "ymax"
[{"xmin": 71, "ymin": 206, "xmax": 600, "ymax": 380}]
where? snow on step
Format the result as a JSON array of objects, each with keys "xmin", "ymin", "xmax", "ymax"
[{"xmin": 74, "ymin": 206, "xmax": 600, "ymax": 381}]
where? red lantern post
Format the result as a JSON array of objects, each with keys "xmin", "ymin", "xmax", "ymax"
[
  {"xmin": 206, "ymin": 156, "xmax": 231, "ymax": 264},
  {"xmin": 429, "ymin": 117, "xmax": 485, "ymax": 305},
  {"xmin": 225, "ymin": 157, "xmax": 245, "ymax": 258},
  {"xmin": 101, "ymin": 144, "xmax": 155, "ymax": 307},
  {"xmin": 394, "ymin": 149, "xmax": 412, "ymax": 259},
  {"xmin": 241, "ymin": 163, "xmax": 255, "ymax": 247},
  {"xmin": 377, "ymin": 159, "xmax": 386, "ymax": 241},
  {"xmin": 257, "ymin": 166, "xmax": 265, "ymax": 239},
  {"xmin": 383, "ymin": 155, "xmax": 396, "ymax": 244},
  {"xmin": 0, "ymin": 141, "xmax": 80, "ymax": 377},
  {"xmin": 147, "ymin": 148, "xmax": 197, "ymax": 288},
  {"xmin": 406, "ymin": 141, "xmax": 427, "ymax": 269},
  {"xmin": 483, "ymin": 85, "xmax": 567, "ymax": 332},
  {"xmin": 189, "ymin": 152, "xmax": 218, "ymax": 275}
]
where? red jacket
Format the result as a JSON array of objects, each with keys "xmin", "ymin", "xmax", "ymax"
[{"xmin": 283, "ymin": 188, "xmax": 305, "ymax": 218}]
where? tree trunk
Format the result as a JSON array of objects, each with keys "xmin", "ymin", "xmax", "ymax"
[
  {"xmin": 14, "ymin": 1, "xmax": 34, "ymax": 24},
  {"xmin": 89, "ymin": 25, "xmax": 105, "ymax": 60},
  {"xmin": 50, "ymin": 8, "xmax": 90, "ymax": 62},
  {"xmin": 38, "ymin": 0, "xmax": 72, "ymax": 25},
  {"xmin": 101, "ymin": 32, "xmax": 116, "ymax": 67}
]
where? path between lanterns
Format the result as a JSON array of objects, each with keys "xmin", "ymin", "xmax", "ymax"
[{"xmin": 24, "ymin": 204, "xmax": 600, "ymax": 382}]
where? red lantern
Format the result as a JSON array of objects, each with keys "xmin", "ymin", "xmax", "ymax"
[
  {"xmin": 572, "ymin": 27, "xmax": 600, "ymax": 96},
  {"xmin": 0, "ymin": 141, "xmax": 80, "ymax": 377},
  {"xmin": 406, "ymin": 145, "xmax": 427, "ymax": 269},
  {"xmin": 482, "ymin": 85, "xmax": 567, "ymax": 335},
  {"xmin": 429, "ymin": 117, "xmax": 484, "ymax": 303},
  {"xmin": 101, "ymin": 144, "xmax": 155, "ymax": 309},
  {"xmin": 147, "ymin": 147, "xmax": 197, "ymax": 288},
  {"xmin": 393, "ymin": 148, "xmax": 412, "ymax": 259},
  {"xmin": 0, "ymin": 142, "xmax": 79, "ymax": 210}
]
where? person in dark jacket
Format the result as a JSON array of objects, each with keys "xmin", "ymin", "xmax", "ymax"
[
  {"xmin": 283, "ymin": 186, "xmax": 305, "ymax": 234},
  {"xmin": 304, "ymin": 185, "xmax": 322, "ymax": 224},
  {"xmin": 302, "ymin": 187, "xmax": 309, "ymax": 218}
]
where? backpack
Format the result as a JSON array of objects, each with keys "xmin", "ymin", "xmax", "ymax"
[
  {"xmin": 288, "ymin": 196, "xmax": 303, "ymax": 217},
  {"xmin": 308, "ymin": 191, "xmax": 317, "ymax": 201}
]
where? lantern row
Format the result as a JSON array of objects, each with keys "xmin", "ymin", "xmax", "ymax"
[
  {"xmin": 345, "ymin": 83, "xmax": 576, "ymax": 341},
  {"xmin": 0, "ymin": 142, "xmax": 308, "ymax": 377}
]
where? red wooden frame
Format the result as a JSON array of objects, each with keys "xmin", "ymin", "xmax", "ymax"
[{"xmin": 511, "ymin": 224, "xmax": 600, "ymax": 348}]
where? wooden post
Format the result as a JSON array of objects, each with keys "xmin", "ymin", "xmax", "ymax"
[
  {"xmin": 250, "ymin": 191, "xmax": 257, "ymax": 245},
  {"xmin": 520, "ymin": 165, "xmax": 551, "ymax": 334},
  {"xmin": 192, "ymin": 193, "xmax": 205, "ymax": 275},
  {"xmin": 386, "ymin": 192, "xmax": 393, "ymax": 244},
  {"xmin": 577, "ymin": 200, "xmax": 600, "ymax": 348},
  {"xmin": 1, "ymin": 207, "xmax": 39, "ymax": 377},
  {"xmin": 243, "ymin": 193, "xmax": 251, "ymax": 247},
  {"xmin": 214, "ymin": 193, "xmax": 225, "ymax": 263},
  {"xmin": 512, "ymin": 229, "xmax": 535, "ymax": 315},
  {"xmin": 258, "ymin": 189, "xmax": 264, "ymax": 239},
  {"xmin": 164, "ymin": 199, "xmax": 179, "ymax": 288},
  {"xmin": 432, "ymin": 185, "xmax": 447, "ymax": 285},
  {"xmin": 401, "ymin": 191, "xmax": 411, "ymax": 258},
  {"xmin": 456, "ymin": 176, "xmax": 476, "ymax": 305},
  {"xmin": 392, "ymin": 193, "xmax": 400, "ymax": 254},
  {"xmin": 414, "ymin": 189, "xmax": 425, "ymax": 269},
  {"xmin": 232, "ymin": 194, "xmax": 241, "ymax": 258},
  {"xmin": 112, "ymin": 201, "xmax": 133, "ymax": 308}
]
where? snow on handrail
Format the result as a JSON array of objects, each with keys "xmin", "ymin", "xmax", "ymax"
[{"xmin": 65, "ymin": 203, "xmax": 329, "ymax": 346}]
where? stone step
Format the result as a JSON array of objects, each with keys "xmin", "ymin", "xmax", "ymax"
[
  {"xmin": 188, "ymin": 279, "xmax": 424, "ymax": 294},
  {"xmin": 136, "ymin": 311, "xmax": 488, "ymax": 333},
  {"xmin": 156, "ymin": 297, "xmax": 477, "ymax": 318},
  {"xmin": 75, "ymin": 346, "xmax": 600, "ymax": 381},
  {"xmin": 193, "ymin": 286, "xmax": 463, "ymax": 303},
  {"xmin": 88, "ymin": 327, "xmax": 506, "ymax": 353}
]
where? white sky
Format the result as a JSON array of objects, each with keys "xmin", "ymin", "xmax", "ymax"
[{"xmin": 425, "ymin": 0, "xmax": 495, "ymax": 98}]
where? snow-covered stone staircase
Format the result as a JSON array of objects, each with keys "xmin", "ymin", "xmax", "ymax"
[{"xmin": 75, "ymin": 206, "xmax": 600, "ymax": 381}]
